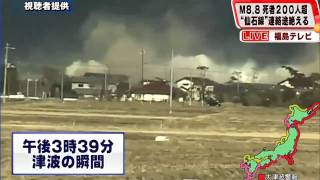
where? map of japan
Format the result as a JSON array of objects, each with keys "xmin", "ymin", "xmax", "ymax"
[{"xmin": 240, "ymin": 102, "xmax": 320, "ymax": 180}]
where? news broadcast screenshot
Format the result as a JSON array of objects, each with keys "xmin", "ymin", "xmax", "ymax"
[{"xmin": 1, "ymin": 0, "xmax": 320, "ymax": 179}]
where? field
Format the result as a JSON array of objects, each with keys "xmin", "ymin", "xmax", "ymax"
[{"xmin": 1, "ymin": 100, "xmax": 319, "ymax": 180}]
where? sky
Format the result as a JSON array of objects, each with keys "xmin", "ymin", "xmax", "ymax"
[{"xmin": 3, "ymin": 0, "xmax": 320, "ymax": 84}]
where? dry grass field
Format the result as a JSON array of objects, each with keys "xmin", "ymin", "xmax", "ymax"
[{"xmin": 1, "ymin": 100, "xmax": 319, "ymax": 180}]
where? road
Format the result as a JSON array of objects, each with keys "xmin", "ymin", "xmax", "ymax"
[{"xmin": 1, "ymin": 102, "xmax": 319, "ymax": 180}]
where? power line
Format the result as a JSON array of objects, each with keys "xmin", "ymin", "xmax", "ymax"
[{"xmin": 2, "ymin": 43, "xmax": 16, "ymax": 103}]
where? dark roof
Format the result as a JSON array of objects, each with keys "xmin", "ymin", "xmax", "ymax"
[
  {"xmin": 84, "ymin": 72, "xmax": 105, "ymax": 78},
  {"xmin": 108, "ymin": 74, "xmax": 129, "ymax": 84},
  {"xmin": 176, "ymin": 77, "xmax": 220, "ymax": 86},
  {"xmin": 225, "ymin": 82, "xmax": 275, "ymax": 89},
  {"xmin": 131, "ymin": 81, "xmax": 186, "ymax": 97},
  {"xmin": 278, "ymin": 76, "xmax": 314, "ymax": 88},
  {"xmin": 72, "ymin": 73, "xmax": 129, "ymax": 84},
  {"xmin": 71, "ymin": 76, "xmax": 104, "ymax": 84},
  {"xmin": 143, "ymin": 79, "xmax": 167, "ymax": 83}
]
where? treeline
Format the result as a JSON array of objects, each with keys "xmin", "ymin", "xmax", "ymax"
[{"xmin": 240, "ymin": 88, "xmax": 320, "ymax": 108}]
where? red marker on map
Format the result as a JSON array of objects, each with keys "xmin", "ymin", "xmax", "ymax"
[{"xmin": 258, "ymin": 174, "xmax": 265, "ymax": 180}]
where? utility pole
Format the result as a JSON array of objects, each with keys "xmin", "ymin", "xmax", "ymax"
[
  {"xmin": 2, "ymin": 43, "xmax": 15, "ymax": 103},
  {"xmin": 189, "ymin": 72, "xmax": 192, "ymax": 106},
  {"xmin": 233, "ymin": 71, "xmax": 242, "ymax": 97},
  {"xmin": 26, "ymin": 78, "xmax": 32, "ymax": 97},
  {"xmin": 104, "ymin": 70, "xmax": 107, "ymax": 99},
  {"xmin": 169, "ymin": 48, "xmax": 174, "ymax": 114},
  {"xmin": 104, "ymin": 71, "xmax": 107, "ymax": 90},
  {"xmin": 140, "ymin": 48, "xmax": 145, "ymax": 86},
  {"xmin": 34, "ymin": 79, "xmax": 38, "ymax": 97},
  {"xmin": 197, "ymin": 66, "xmax": 209, "ymax": 107},
  {"xmin": 61, "ymin": 72, "xmax": 64, "ymax": 101},
  {"xmin": 251, "ymin": 68, "xmax": 258, "ymax": 83}
]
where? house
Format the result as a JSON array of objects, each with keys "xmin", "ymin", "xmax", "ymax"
[
  {"xmin": 130, "ymin": 80, "xmax": 187, "ymax": 102},
  {"xmin": 278, "ymin": 73, "xmax": 320, "ymax": 91},
  {"xmin": 176, "ymin": 77, "xmax": 222, "ymax": 101},
  {"xmin": 71, "ymin": 73, "xmax": 129, "ymax": 98},
  {"xmin": 83, "ymin": 72, "xmax": 129, "ymax": 84},
  {"xmin": 142, "ymin": 79, "xmax": 166, "ymax": 86},
  {"xmin": 71, "ymin": 76, "xmax": 104, "ymax": 97}
]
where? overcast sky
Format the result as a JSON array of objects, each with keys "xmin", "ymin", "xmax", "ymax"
[{"xmin": 3, "ymin": 0, "xmax": 320, "ymax": 83}]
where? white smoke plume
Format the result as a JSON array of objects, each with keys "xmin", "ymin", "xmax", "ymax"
[
  {"xmin": 170, "ymin": 54, "xmax": 315, "ymax": 84},
  {"xmin": 73, "ymin": 11, "xmax": 318, "ymax": 84},
  {"xmin": 65, "ymin": 60, "xmax": 108, "ymax": 77},
  {"xmin": 77, "ymin": 12, "xmax": 207, "ymax": 83}
]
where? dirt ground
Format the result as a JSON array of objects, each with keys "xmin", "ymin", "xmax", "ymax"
[{"xmin": 1, "ymin": 100, "xmax": 319, "ymax": 180}]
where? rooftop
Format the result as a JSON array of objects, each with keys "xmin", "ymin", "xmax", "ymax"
[{"xmin": 176, "ymin": 77, "xmax": 221, "ymax": 86}]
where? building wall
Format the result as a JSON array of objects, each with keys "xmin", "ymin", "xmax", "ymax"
[
  {"xmin": 71, "ymin": 83, "xmax": 91, "ymax": 89},
  {"xmin": 131, "ymin": 94, "xmax": 169, "ymax": 102},
  {"xmin": 205, "ymin": 86, "xmax": 214, "ymax": 92},
  {"xmin": 176, "ymin": 79, "xmax": 193, "ymax": 90},
  {"xmin": 177, "ymin": 79, "xmax": 215, "ymax": 101},
  {"xmin": 144, "ymin": 94, "xmax": 169, "ymax": 102}
]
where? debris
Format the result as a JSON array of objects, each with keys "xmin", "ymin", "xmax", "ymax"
[{"xmin": 155, "ymin": 136, "xmax": 169, "ymax": 142}]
